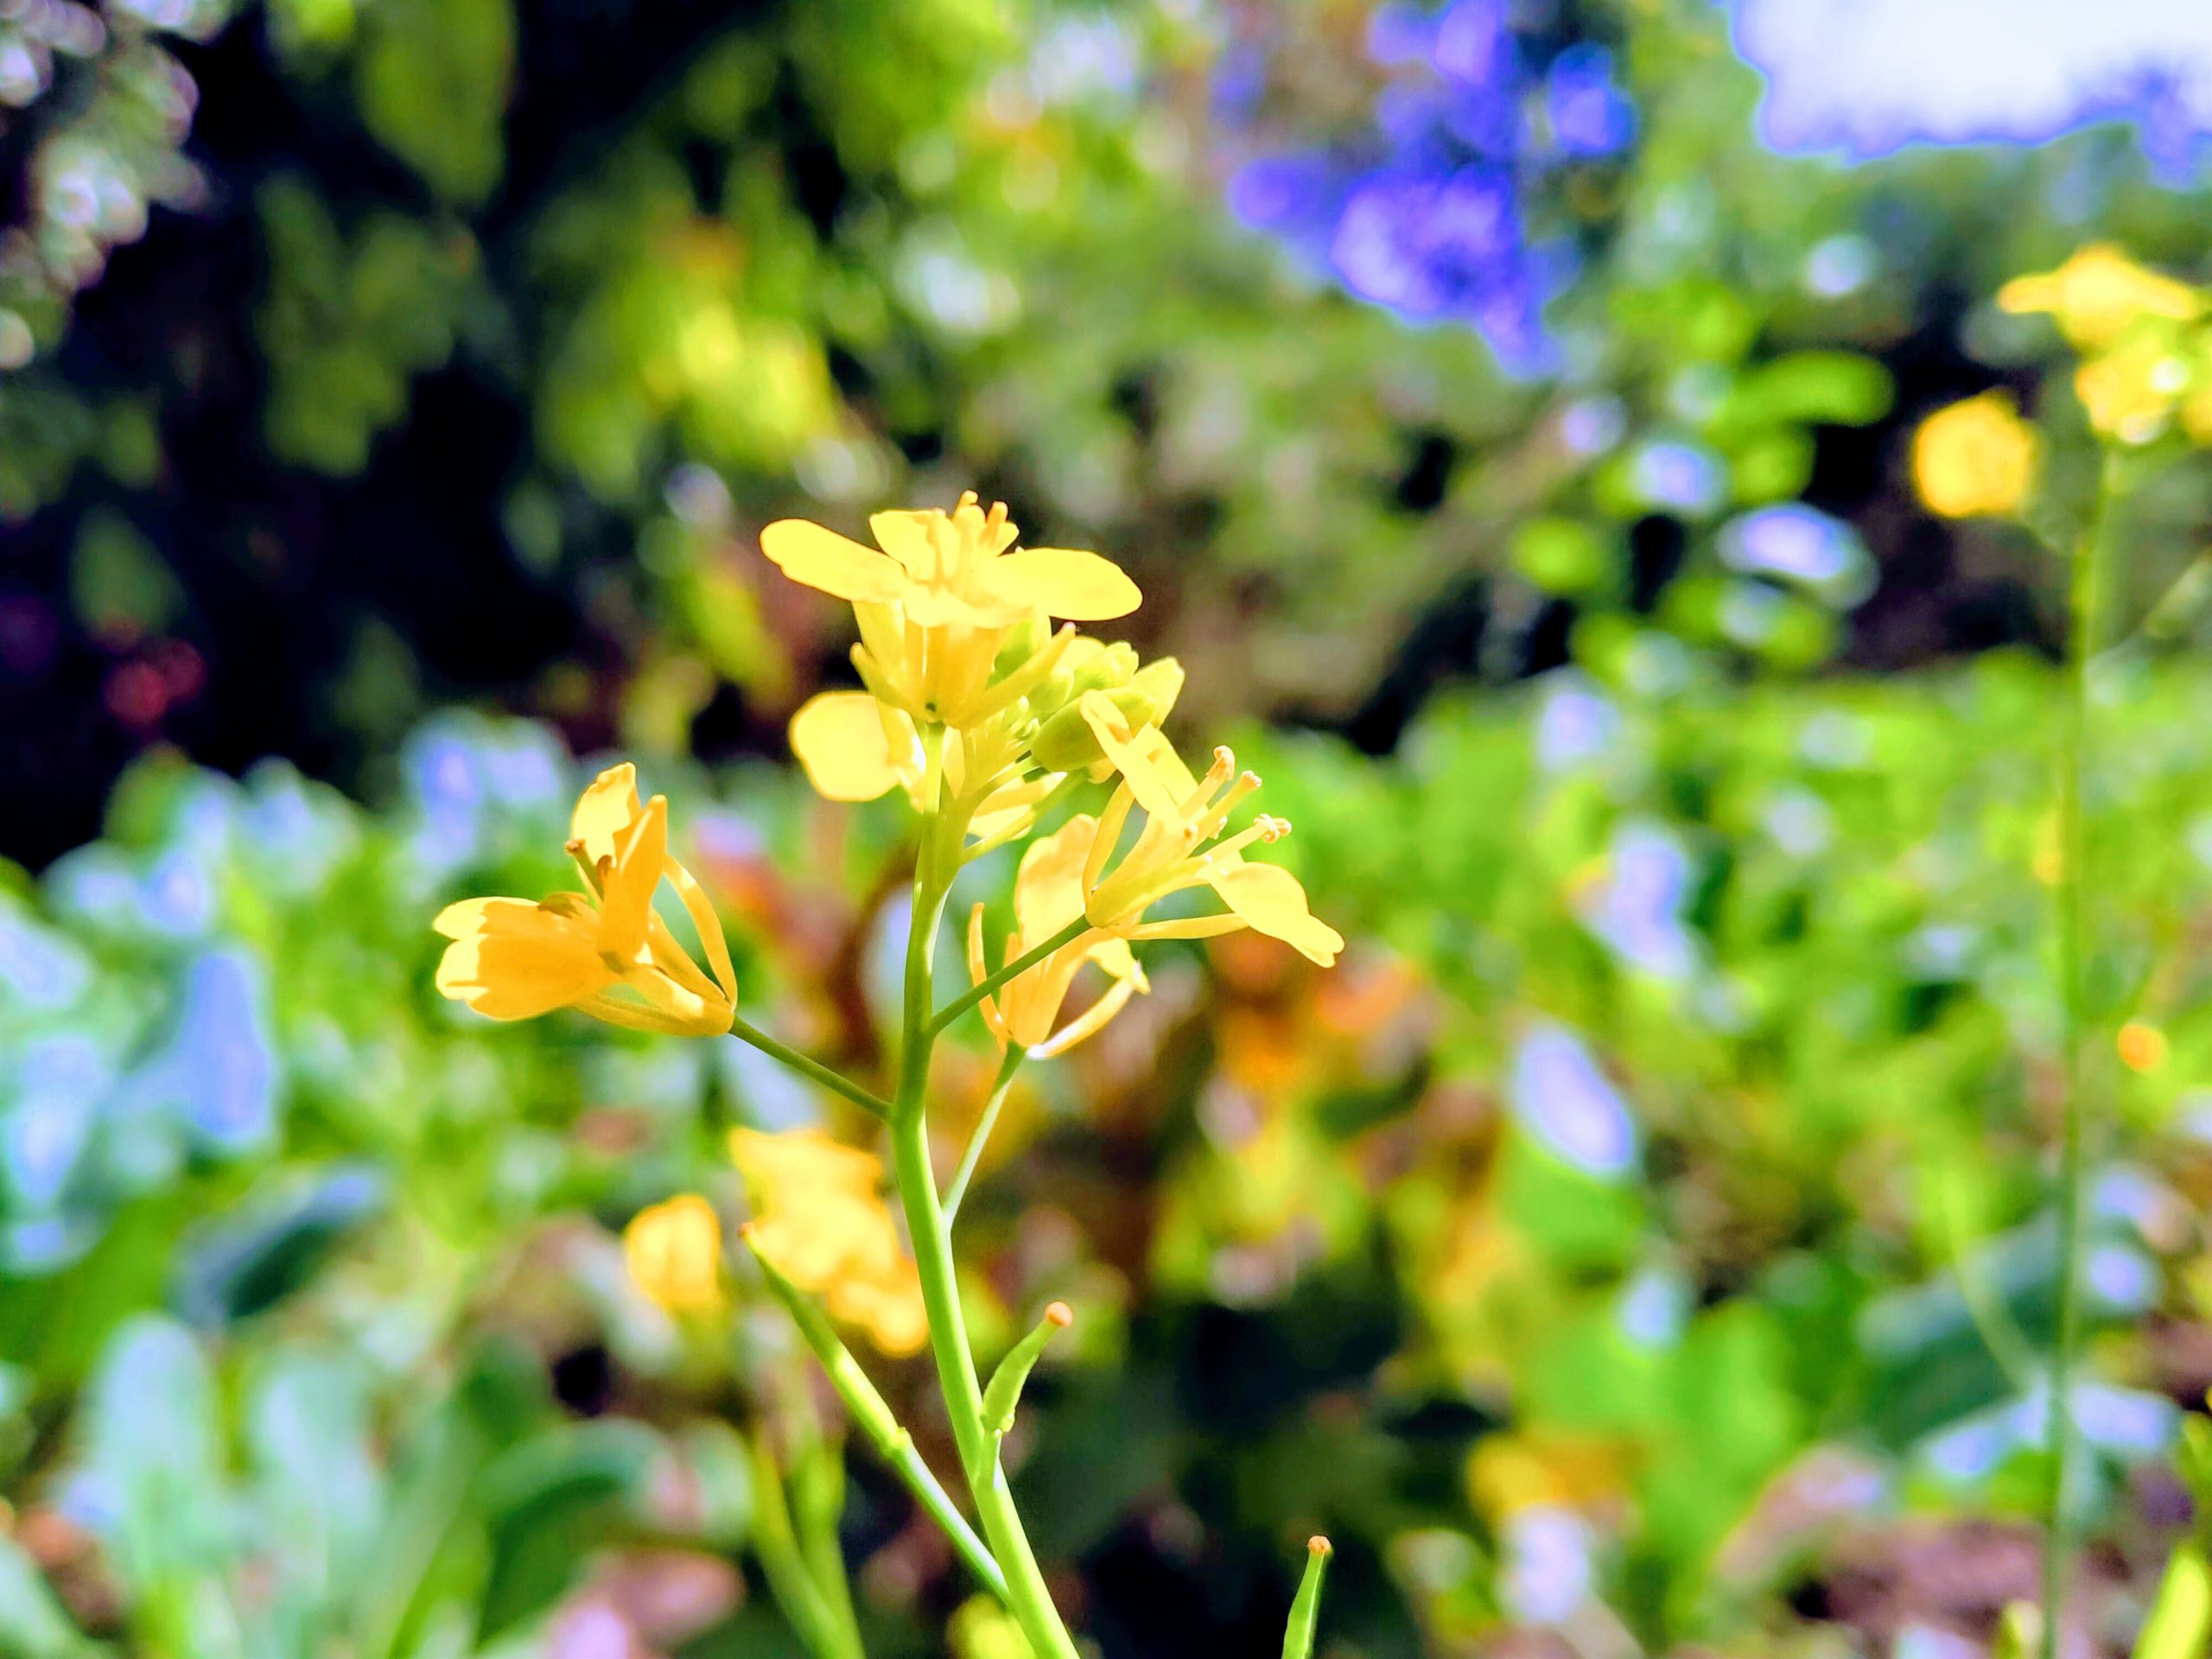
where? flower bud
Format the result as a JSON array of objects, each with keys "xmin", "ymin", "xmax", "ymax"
[
  {"xmin": 992, "ymin": 615, "xmax": 1048, "ymax": 678},
  {"xmin": 1128, "ymin": 657, "xmax": 1184, "ymax": 725},
  {"xmin": 1028, "ymin": 675, "xmax": 1174, "ymax": 772},
  {"xmin": 1069, "ymin": 640, "xmax": 1139, "ymax": 696}
]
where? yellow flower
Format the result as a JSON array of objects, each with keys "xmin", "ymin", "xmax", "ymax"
[
  {"xmin": 760, "ymin": 492, "xmax": 1139, "ymax": 728},
  {"xmin": 1998, "ymin": 245, "xmax": 2202, "ymax": 351},
  {"xmin": 731, "ymin": 1128, "xmax": 928, "ymax": 1357},
  {"xmin": 967, "ymin": 815, "xmax": 1149, "ymax": 1056},
  {"xmin": 1059, "ymin": 692, "xmax": 1343, "ymax": 964},
  {"xmin": 624, "ymin": 1194, "xmax": 724, "ymax": 1312},
  {"xmin": 1910, "ymin": 392, "xmax": 2038, "ymax": 518},
  {"xmin": 434, "ymin": 764, "xmax": 738, "ymax": 1035},
  {"xmin": 2074, "ymin": 330, "xmax": 2191, "ymax": 444}
]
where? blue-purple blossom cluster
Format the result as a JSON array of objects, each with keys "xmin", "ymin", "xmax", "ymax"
[{"xmin": 1222, "ymin": 0, "xmax": 1636, "ymax": 372}]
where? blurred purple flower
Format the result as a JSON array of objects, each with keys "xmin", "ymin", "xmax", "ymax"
[
  {"xmin": 1535, "ymin": 676, "xmax": 1620, "ymax": 770},
  {"xmin": 1719, "ymin": 504, "xmax": 1872, "ymax": 603},
  {"xmin": 1583, "ymin": 822, "xmax": 1700, "ymax": 979},
  {"xmin": 1510, "ymin": 1024, "xmax": 1640, "ymax": 1179},
  {"xmin": 1222, "ymin": 4, "xmax": 1636, "ymax": 371},
  {"xmin": 1546, "ymin": 44, "xmax": 1637, "ymax": 156},
  {"xmin": 1432, "ymin": 0, "xmax": 1510, "ymax": 92},
  {"xmin": 1630, "ymin": 442, "xmax": 1724, "ymax": 516}
]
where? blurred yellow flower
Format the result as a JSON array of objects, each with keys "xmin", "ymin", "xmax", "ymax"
[
  {"xmin": 625, "ymin": 1194, "xmax": 724, "ymax": 1312},
  {"xmin": 434, "ymin": 764, "xmax": 738, "ymax": 1035},
  {"xmin": 1998, "ymin": 244, "xmax": 2202, "ymax": 351},
  {"xmin": 731, "ymin": 1128, "xmax": 928, "ymax": 1356},
  {"xmin": 2117, "ymin": 1021, "xmax": 2169, "ymax": 1074},
  {"xmin": 1910, "ymin": 392, "xmax": 2038, "ymax": 518},
  {"xmin": 2074, "ymin": 330, "xmax": 2190, "ymax": 444},
  {"xmin": 1058, "ymin": 693, "xmax": 1344, "ymax": 965},
  {"xmin": 967, "ymin": 815, "xmax": 1149, "ymax": 1056},
  {"xmin": 760, "ymin": 492, "xmax": 1138, "ymax": 730}
]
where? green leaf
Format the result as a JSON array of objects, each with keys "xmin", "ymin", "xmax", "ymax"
[
  {"xmin": 1511, "ymin": 518, "xmax": 1614, "ymax": 597},
  {"xmin": 355, "ymin": 0, "xmax": 514, "ymax": 202}
]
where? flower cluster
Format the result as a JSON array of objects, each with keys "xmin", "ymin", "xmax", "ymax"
[
  {"xmin": 1999, "ymin": 245, "xmax": 2212, "ymax": 447},
  {"xmin": 771, "ymin": 493, "xmax": 1340, "ymax": 1055},
  {"xmin": 1220, "ymin": 2, "xmax": 1636, "ymax": 371},
  {"xmin": 1912, "ymin": 246, "xmax": 2212, "ymax": 522}
]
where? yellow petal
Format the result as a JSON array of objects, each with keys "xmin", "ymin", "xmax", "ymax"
[
  {"xmin": 1013, "ymin": 815, "xmax": 1096, "ymax": 941},
  {"xmin": 1205, "ymin": 861, "xmax": 1344, "ymax": 967},
  {"xmin": 789, "ymin": 690, "xmax": 920, "ymax": 802},
  {"xmin": 598, "ymin": 794, "xmax": 668, "ymax": 961},
  {"xmin": 985, "ymin": 548, "xmax": 1141, "ymax": 620},
  {"xmin": 571, "ymin": 763, "xmax": 642, "ymax": 865},
  {"xmin": 1032, "ymin": 968, "xmax": 1144, "ymax": 1058},
  {"xmin": 662, "ymin": 855, "xmax": 740, "ymax": 1007},
  {"xmin": 868, "ymin": 510, "xmax": 942, "ymax": 578},
  {"xmin": 1086, "ymin": 931, "xmax": 1143, "ymax": 984},
  {"xmin": 1077, "ymin": 692, "xmax": 1197, "ymax": 822},
  {"xmin": 760, "ymin": 519, "xmax": 908, "ymax": 603},
  {"xmin": 435, "ymin": 898, "xmax": 613, "ymax": 1019}
]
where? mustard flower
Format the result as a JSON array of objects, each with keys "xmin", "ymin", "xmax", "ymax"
[
  {"xmin": 760, "ymin": 492, "xmax": 1140, "ymax": 730},
  {"xmin": 624, "ymin": 1194, "xmax": 724, "ymax": 1313},
  {"xmin": 1910, "ymin": 392, "xmax": 2038, "ymax": 518},
  {"xmin": 967, "ymin": 815, "xmax": 1150, "ymax": 1057},
  {"xmin": 731, "ymin": 1128, "xmax": 927, "ymax": 1357},
  {"xmin": 1998, "ymin": 244, "xmax": 2202, "ymax": 351},
  {"xmin": 434, "ymin": 764, "xmax": 737, "ymax": 1035}
]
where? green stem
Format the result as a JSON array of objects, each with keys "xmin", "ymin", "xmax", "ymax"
[
  {"xmin": 892, "ymin": 857, "xmax": 1083, "ymax": 1659},
  {"xmin": 944, "ymin": 1047, "xmax": 1025, "ymax": 1227},
  {"xmin": 746, "ymin": 1230, "xmax": 1011, "ymax": 1603},
  {"xmin": 930, "ymin": 918, "xmax": 1090, "ymax": 1039},
  {"xmin": 729, "ymin": 1014, "xmax": 892, "ymax": 1122},
  {"xmin": 2042, "ymin": 446, "xmax": 2120, "ymax": 1659},
  {"xmin": 890, "ymin": 1107, "xmax": 1080, "ymax": 1659}
]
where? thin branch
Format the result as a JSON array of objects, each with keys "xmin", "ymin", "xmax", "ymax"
[
  {"xmin": 928, "ymin": 918, "xmax": 1090, "ymax": 1039},
  {"xmin": 944, "ymin": 1047, "xmax": 1025, "ymax": 1228},
  {"xmin": 728, "ymin": 1014, "xmax": 891, "ymax": 1121}
]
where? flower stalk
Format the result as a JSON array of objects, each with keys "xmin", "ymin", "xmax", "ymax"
[{"xmin": 2040, "ymin": 447, "xmax": 2121, "ymax": 1659}]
